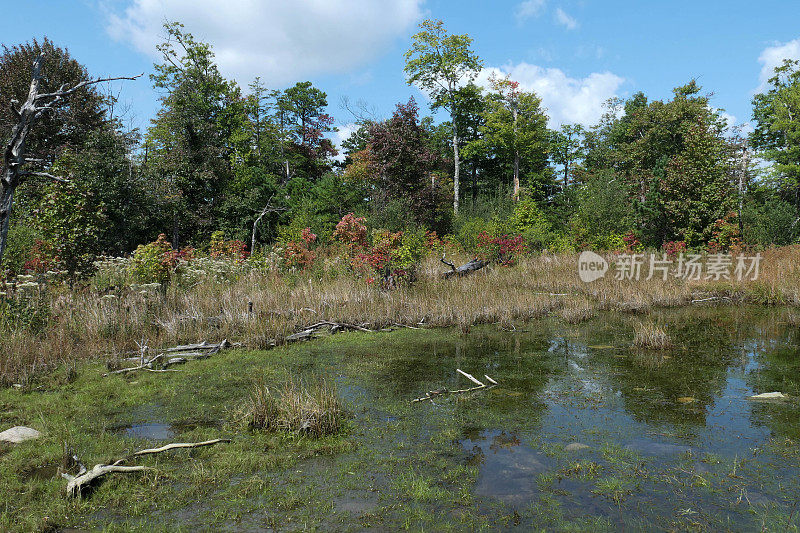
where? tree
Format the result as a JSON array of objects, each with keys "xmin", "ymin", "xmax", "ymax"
[
  {"xmin": 365, "ymin": 98, "xmax": 447, "ymax": 229},
  {"xmin": 273, "ymin": 81, "xmax": 336, "ymax": 181},
  {"xmin": 584, "ymin": 81, "xmax": 737, "ymax": 247},
  {"xmin": 146, "ymin": 21, "xmax": 245, "ymax": 245},
  {"xmin": 550, "ymin": 124, "xmax": 585, "ymax": 192},
  {"xmin": 404, "ymin": 19, "xmax": 482, "ymax": 215},
  {"xmin": 480, "ymin": 76, "xmax": 551, "ymax": 201},
  {"xmin": 751, "ymin": 59, "xmax": 800, "ymax": 210},
  {"xmin": 1, "ymin": 51, "xmax": 139, "ymax": 268}
]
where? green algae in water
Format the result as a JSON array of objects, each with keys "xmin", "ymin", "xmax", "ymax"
[{"xmin": 2, "ymin": 306, "xmax": 800, "ymax": 531}]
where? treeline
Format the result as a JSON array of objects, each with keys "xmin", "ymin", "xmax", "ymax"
[{"xmin": 1, "ymin": 20, "xmax": 799, "ymax": 276}]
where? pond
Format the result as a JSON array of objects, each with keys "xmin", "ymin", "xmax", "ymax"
[
  {"xmin": 5, "ymin": 305, "xmax": 800, "ymax": 531},
  {"xmin": 245, "ymin": 306, "xmax": 800, "ymax": 531}
]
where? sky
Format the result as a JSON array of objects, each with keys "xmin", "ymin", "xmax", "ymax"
[{"xmin": 3, "ymin": 0, "xmax": 800, "ymax": 152}]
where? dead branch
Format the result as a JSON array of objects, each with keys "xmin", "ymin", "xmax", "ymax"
[
  {"xmin": 132, "ymin": 438, "xmax": 230, "ymax": 457},
  {"xmin": 63, "ymin": 439, "xmax": 229, "ymax": 497},
  {"xmin": 441, "ymin": 256, "xmax": 487, "ymax": 279},
  {"xmin": 412, "ymin": 368, "xmax": 498, "ymax": 403},
  {"xmin": 18, "ymin": 171, "xmax": 69, "ymax": 183}
]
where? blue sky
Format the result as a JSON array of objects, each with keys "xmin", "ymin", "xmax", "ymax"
[{"xmin": 4, "ymin": 0, "xmax": 800, "ymax": 148}]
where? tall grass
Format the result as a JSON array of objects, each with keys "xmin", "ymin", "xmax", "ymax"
[
  {"xmin": 242, "ymin": 377, "xmax": 344, "ymax": 437},
  {"xmin": 2, "ymin": 245, "xmax": 800, "ymax": 385}
]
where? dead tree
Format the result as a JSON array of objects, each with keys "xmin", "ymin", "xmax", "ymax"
[
  {"xmin": 251, "ymin": 196, "xmax": 287, "ymax": 253},
  {"xmin": 440, "ymin": 254, "xmax": 487, "ymax": 279},
  {"xmin": 0, "ymin": 54, "xmax": 141, "ymax": 266}
]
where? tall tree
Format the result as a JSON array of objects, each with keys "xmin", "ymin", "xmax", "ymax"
[
  {"xmin": 550, "ymin": 124, "xmax": 585, "ymax": 192},
  {"xmin": 480, "ymin": 76, "xmax": 550, "ymax": 201},
  {"xmin": 146, "ymin": 21, "xmax": 245, "ymax": 244},
  {"xmin": 404, "ymin": 19, "xmax": 482, "ymax": 215},
  {"xmin": 273, "ymin": 81, "xmax": 335, "ymax": 181},
  {"xmin": 751, "ymin": 58, "xmax": 800, "ymax": 210}
]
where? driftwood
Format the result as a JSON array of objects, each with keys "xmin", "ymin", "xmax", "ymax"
[
  {"xmin": 441, "ymin": 255, "xmax": 487, "ymax": 279},
  {"xmin": 63, "ymin": 439, "xmax": 229, "ymax": 497},
  {"xmin": 412, "ymin": 368, "xmax": 498, "ymax": 403},
  {"xmin": 105, "ymin": 340, "xmax": 230, "ymax": 376},
  {"xmin": 284, "ymin": 321, "xmax": 394, "ymax": 343}
]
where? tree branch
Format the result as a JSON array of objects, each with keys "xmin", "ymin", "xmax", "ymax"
[{"xmin": 19, "ymin": 171, "xmax": 70, "ymax": 183}]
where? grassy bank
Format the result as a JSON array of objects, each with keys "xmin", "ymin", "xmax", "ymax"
[{"xmin": 2, "ymin": 246, "xmax": 800, "ymax": 385}]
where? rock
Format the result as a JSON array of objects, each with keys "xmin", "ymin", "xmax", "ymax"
[
  {"xmin": 0, "ymin": 426, "xmax": 41, "ymax": 443},
  {"xmin": 748, "ymin": 392, "xmax": 787, "ymax": 400},
  {"xmin": 565, "ymin": 442, "xmax": 590, "ymax": 452}
]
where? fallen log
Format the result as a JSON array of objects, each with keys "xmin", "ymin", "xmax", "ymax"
[
  {"xmin": 106, "ymin": 340, "xmax": 230, "ymax": 376},
  {"xmin": 63, "ymin": 439, "xmax": 230, "ymax": 497},
  {"xmin": 441, "ymin": 255, "xmax": 487, "ymax": 279}
]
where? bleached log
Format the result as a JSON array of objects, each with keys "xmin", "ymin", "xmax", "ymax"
[{"xmin": 64, "ymin": 439, "xmax": 229, "ymax": 497}]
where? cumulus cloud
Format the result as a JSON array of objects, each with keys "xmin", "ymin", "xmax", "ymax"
[
  {"xmin": 756, "ymin": 38, "xmax": 800, "ymax": 92},
  {"xmin": 515, "ymin": 0, "xmax": 546, "ymax": 22},
  {"xmin": 105, "ymin": 0, "xmax": 424, "ymax": 86},
  {"xmin": 554, "ymin": 7, "xmax": 578, "ymax": 30},
  {"xmin": 476, "ymin": 63, "xmax": 625, "ymax": 127}
]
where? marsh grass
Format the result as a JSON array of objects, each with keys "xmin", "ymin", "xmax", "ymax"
[
  {"xmin": 3, "ymin": 245, "xmax": 800, "ymax": 384},
  {"xmin": 632, "ymin": 321, "xmax": 672, "ymax": 349},
  {"xmin": 242, "ymin": 377, "xmax": 344, "ymax": 437}
]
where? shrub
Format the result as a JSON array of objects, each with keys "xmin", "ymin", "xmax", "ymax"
[
  {"xmin": 129, "ymin": 234, "xmax": 193, "ymax": 284},
  {"xmin": 662, "ymin": 240, "xmax": 687, "ymax": 259},
  {"xmin": 508, "ymin": 197, "xmax": 552, "ymax": 251},
  {"xmin": 208, "ymin": 230, "xmax": 249, "ymax": 261},
  {"xmin": 707, "ymin": 212, "xmax": 742, "ymax": 253},
  {"xmin": 476, "ymin": 232, "xmax": 527, "ymax": 266},
  {"xmin": 284, "ymin": 228, "xmax": 317, "ymax": 269},
  {"xmin": 332, "ymin": 213, "xmax": 368, "ymax": 251}
]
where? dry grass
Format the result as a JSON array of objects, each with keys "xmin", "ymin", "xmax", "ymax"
[
  {"xmin": 242, "ymin": 377, "xmax": 344, "ymax": 437},
  {"xmin": 632, "ymin": 321, "xmax": 672, "ymax": 349},
  {"xmin": 3, "ymin": 245, "xmax": 800, "ymax": 384}
]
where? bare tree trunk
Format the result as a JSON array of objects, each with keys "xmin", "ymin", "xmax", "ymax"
[
  {"xmin": 512, "ymin": 107, "xmax": 519, "ymax": 201},
  {"xmin": 471, "ymin": 164, "xmax": 477, "ymax": 204},
  {"xmin": 453, "ymin": 127, "xmax": 460, "ymax": 215},
  {"xmin": 0, "ymin": 188, "xmax": 14, "ymax": 267}
]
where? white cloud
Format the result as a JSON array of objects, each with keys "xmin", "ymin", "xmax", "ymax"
[
  {"xmin": 554, "ymin": 7, "xmax": 578, "ymax": 30},
  {"xmin": 477, "ymin": 63, "xmax": 625, "ymax": 127},
  {"xmin": 105, "ymin": 0, "xmax": 424, "ymax": 87},
  {"xmin": 756, "ymin": 38, "xmax": 800, "ymax": 92},
  {"xmin": 714, "ymin": 110, "xmax": 753, "ymax": 135},
  {"xmin": 515, "ymin": 0, "xmax": 546, "ymax": 22},
  {"xmin": 332, "ymin": 122, "xmax": 359, "ymax": 162}
]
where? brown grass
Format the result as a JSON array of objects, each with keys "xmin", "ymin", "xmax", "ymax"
[
  {"xmin": 632, "ymin": 321, "xmax": 672, "ymax": 349},
  {"xmin": 3, "ymin": 245, "xmax": 800, "ymax": 384},
  {"xmin": 242, "ymin": 377, "xmax": 344, "ymax": 437}
]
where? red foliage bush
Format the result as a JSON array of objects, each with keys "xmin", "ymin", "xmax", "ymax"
[
  {"xmin": 476, "ymin": 232, "xmax": 527, "ymax": 266},
  {"xmin": 333, "ymin": 213, "xmax": 368, "ymax": 250},
  {"xmin": 284, "ymin": 228, "xmax": 317, "ymax": 269},
  {"xmin": 662, "ymin": 240, "xmax": 687, "ymax": 259}
]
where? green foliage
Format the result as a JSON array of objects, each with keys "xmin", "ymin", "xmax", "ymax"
[
  {"xmin": 0, "ymin": 225, "xmax": 44, "ymax": 277},
  {"xmin": 742, "ymin": 195, "xmax": 797, "ymax": 246},
  {"xmin": 751, "ymin": 59, "xmax": 800, "ymax": 207},
  {"xmin": 33, "ymin": 170, "xmax": 106, "ymax": 274},
  {"xmin": 129, "ymin": 234, "xmax": 177, "ymax": 284},
  {"xmin": 508, "ymin": 197, "xmax": 552, "ymax": 250}
]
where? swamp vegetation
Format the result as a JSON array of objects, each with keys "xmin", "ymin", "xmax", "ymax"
[{"xmin": 1, "ymin": 306, "xmax": 799, "ymax": 531}]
